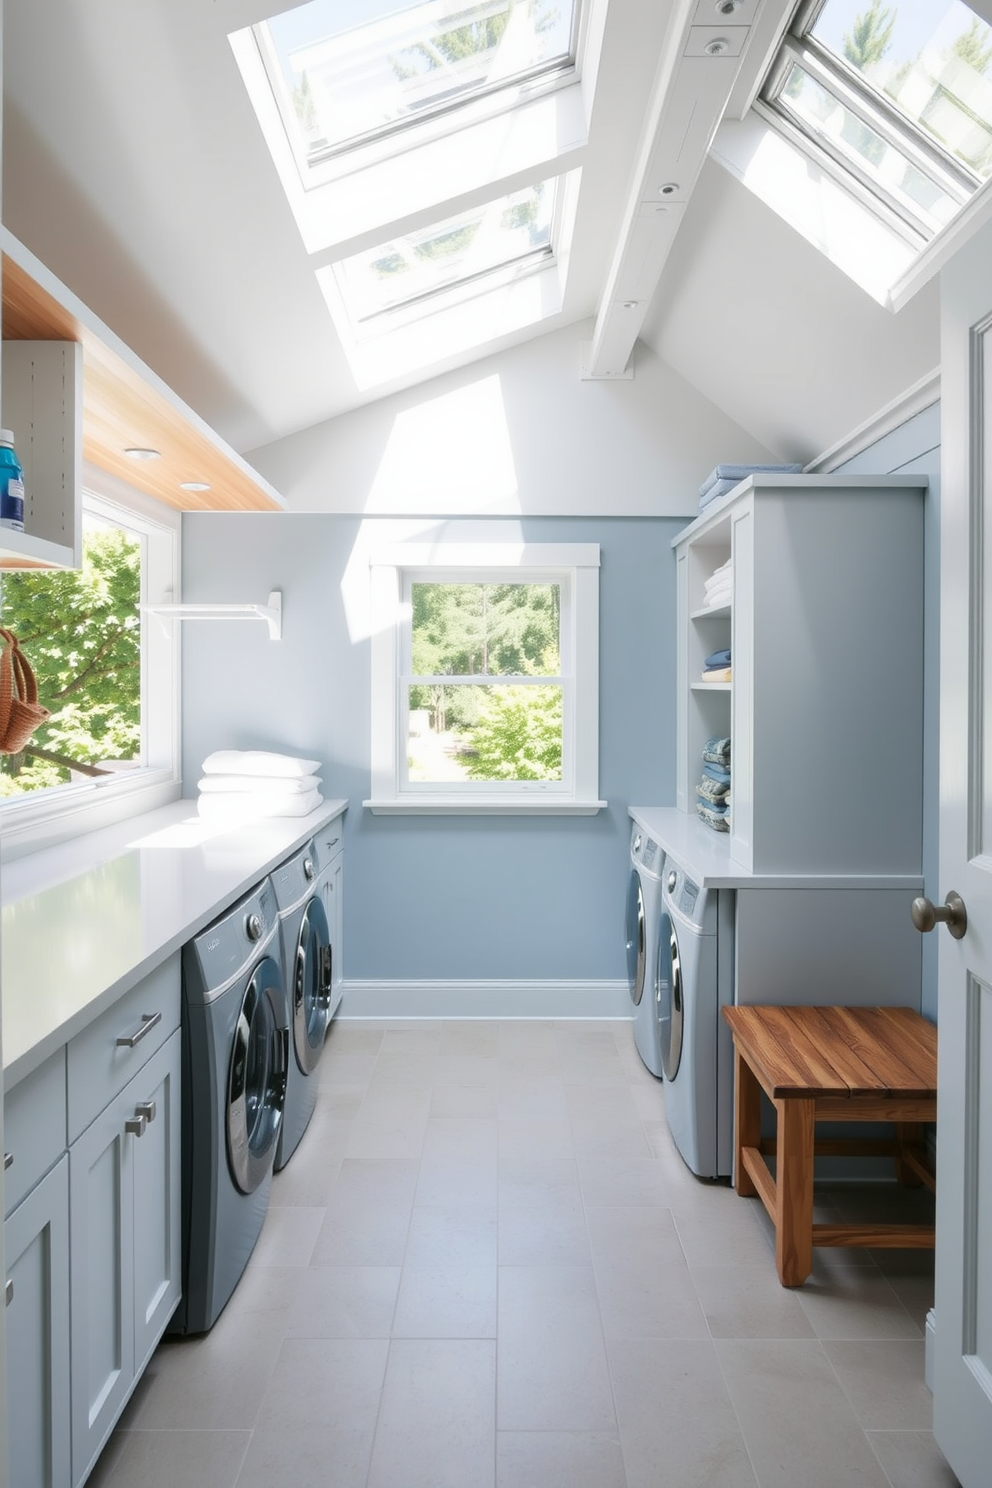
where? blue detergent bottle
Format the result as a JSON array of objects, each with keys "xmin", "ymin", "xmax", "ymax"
[{"xmin": 0, "ymin": 430, "xmax": 25, "ymax": 532}]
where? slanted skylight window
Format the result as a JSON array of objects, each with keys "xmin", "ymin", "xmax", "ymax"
[
  {"xmin": 761, "ymin": 0, "xmax": 992, "ymax": 240},
  {"xmin": 258, "ymin": 0, "xmax": 578, "ymax": 172},
  {"xmin": 334, "ymin": 179, "xmax": 555, "ymax": 324}
]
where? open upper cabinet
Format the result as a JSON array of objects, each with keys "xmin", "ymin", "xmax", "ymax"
[{"xmin": 0, "ymin": 229, "xmax": 285, "ymax": 570}]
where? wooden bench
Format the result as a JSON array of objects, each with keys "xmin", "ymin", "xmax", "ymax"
[{"xmin": 722, "ymin": 1005, "xmax": 937, "ymax": 1287}]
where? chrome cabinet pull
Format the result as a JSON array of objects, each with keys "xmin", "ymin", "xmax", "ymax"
[
  {"xmin": 125, "ymin": 1112, "xmax": 148, "ymax": 1138},
  {"xmin": 911, "ymin": 891, "xmax": 968, "ymax": 940},
  {"xmin": 4, "ymin": 1151, "xmax": 12, "ymax": 1171},
  {"xmin": 5, "ymin": 1279, "xmax": 12, "ymax": 1307},
  {"xmin": 116, "ymin": 1010, "xmax": 162, "ymax": 1048},
  {"xmin": 134, "ymin": 1101, "xmax": 157, "ymax": 1125}
]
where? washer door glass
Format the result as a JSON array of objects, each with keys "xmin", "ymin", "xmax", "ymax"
[
  {"xmin": 293, "ymin": 894, "xmax": 332, "ymax": 1075},
  {"xmin": 656, "ymin": 912, "xmax": 684, "ymax": 1081},
  {"xmin": 625, "ymin": 870, "xmax": 646, "ymax": 1007},
  {"xmin": 227, "ymin": 955, "xmax": 288, "ymax": 1194}
]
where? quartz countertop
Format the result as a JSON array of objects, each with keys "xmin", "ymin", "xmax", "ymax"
[
  {"xmin": 629, "ymin": 806, "xmax": 925, "ymax": 891},
  {"xmin": 2, "ymin": 798, "xmax": 347, "ymax": 1089}
]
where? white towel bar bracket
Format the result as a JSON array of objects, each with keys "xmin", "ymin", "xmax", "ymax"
[{"xmin": 141, "ymin": 589, "xmax": 282, "ymax": 641}]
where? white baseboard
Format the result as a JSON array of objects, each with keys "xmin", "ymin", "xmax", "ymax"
[{"xmin": 336, "ymin": 979, "xmax": 631, "ymax": 1020}]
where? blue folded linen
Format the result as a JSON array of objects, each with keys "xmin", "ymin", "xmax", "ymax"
[
  {"xmin": 704, "ymin": 648, "xmax": 731, "ymax": 669},
  {"xmin": 703, "ymin": 762, "xmax": 732, "ymax": 785},
  {"xmin": 703, "ymin": 736, "xmax": 731, "ymax": 764},
  {"xmin": 698, "ymin": 479, "xmax": 739, "ymax": 511},
  {"xmin": 696, "ymin": 782, "xmax": 729, "ymax": 808},
  {"xmin": 698, "ymin": 462, "xmax": 804, "ymax": 503},
  {"xmin": 696, "ymin": 800, "xmax": 730, "ymax": 832}
]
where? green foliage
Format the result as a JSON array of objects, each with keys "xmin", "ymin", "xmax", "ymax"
[
  {"xmin": 463, "ymin": 684, "xmax": 562, "ymax": 780},
  {"xmin": 0, "ymin": 525, "xmax": 142, "ymax": 795},
  {"xmin": 950, "ymin": 18, "xmax": 992, "ymax": 77},
  {"xmin": 843, "ymin": 0, "xmax": 896, "ymax": 73}
]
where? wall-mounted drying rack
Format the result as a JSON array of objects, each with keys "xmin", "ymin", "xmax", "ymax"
[{"xmin": 141, "ymin": 589, "xmax": 282, "ymax": 640}]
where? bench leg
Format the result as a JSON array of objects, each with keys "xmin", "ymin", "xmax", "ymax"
[
  {"xmin": 775, "ymin": 1096, "xmax": 815, "ymax": 1287},
  {"xmin": 894, "ymin": 1122, "xmax": 925, "ymax": 1187},
  {"xmin": 734, "ymin": 1046, "xmax": 762, "ymax": 1197}
]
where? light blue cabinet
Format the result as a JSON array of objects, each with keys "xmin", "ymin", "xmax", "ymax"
[
  {"xmin": 69, "ymin": 1030, "xmax": 180, "ymax": 1488},
  {"xmin": 4, "ymin": 1156, "xmax": 71, "ymax": 1488}
]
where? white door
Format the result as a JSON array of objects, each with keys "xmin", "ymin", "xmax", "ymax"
[{"xmin": 932, "ymin": 215, "xmax": 992, "ymax": 1485}]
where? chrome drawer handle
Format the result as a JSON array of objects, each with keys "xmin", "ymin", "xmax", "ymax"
[
  {"xmin": 134, "ymin": 1101, "xmax": 157, "ymax": 1125},
  {"xmin": 116, "ymin": 1010, "xmax": 162, "ymax": 1048},
  {"xmin": 125, "ymin": 1112, "xmax": 147, "ymax": 1138},
  {"xmin": 4, "ymin": 1152, "xmax": 11, "ymax": 1171},
  {"xmin": 5, "ymin": 1279, "xmax": 12, "ymax": 1307}
]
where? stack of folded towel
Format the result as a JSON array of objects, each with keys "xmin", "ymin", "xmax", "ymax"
[
  {"xmin": 701, "ymin": 646, "xmax": 731, "ymax": 683},
  {"xmin": 703, "ymin": 558, "xmax": 733, "ymax": 611},
  {"xmin": 698, "ymin": 463, "xmax": 804, "ymax": 513},
  {"xmin": 197, "ymin": 750, "xmax": 324, "ymax": 821},
  {"xmin": 696, "ymin": 736, "xmax": 731, "ymax": 832}
]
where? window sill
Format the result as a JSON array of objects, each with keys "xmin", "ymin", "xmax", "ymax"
[{"xmin": 363, "ymin": 797, "xmax": 608, "ymax": 816}]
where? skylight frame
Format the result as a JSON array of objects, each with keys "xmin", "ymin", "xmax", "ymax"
[
  {"xmin": 251, "ymin": 0, "xmax": 583, "ymax": 191},
  {"xmin": 759, "ymin": 0, "xmax": 992, "ymax": 243}
]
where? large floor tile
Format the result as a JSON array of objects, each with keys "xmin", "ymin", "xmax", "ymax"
[
  {"xmin": 797, "ymin": 1272, "xmax": 924, "ymax": 1341},
  {"xmin": 823, "ymin": 1339, "xmax": 933, "ymax": 1430},
  {"xmin": 691, "ymin": 1263, "xmax": 816, "ymax": 1339},
  {"xmin": 498, "ymin": 1157, "xmax": 582, "ymax": 1209},
  {"xmin": 234, "ymin": 1424, "xmax": 374, "ymax": 1488},
  {"xmin": 609, "ymin": 1337, "xmax": 757, "ymax": 1488},
  {"xmin": 496, "ymin": 1430, "xmax": 627, "ymax": 1487},
  {"xmin": 403, "ymin": 1204, "xmax": 498, "ymax": 1266},
  {"xmin": 392, "ymin": 1261, "xmax": 498, "ymax": 1337},
  {"xmin": 88, "ymin": 1429, "xmax": 249, "ymax": 1488},
  {"xmin": 497, "ymin": 1265, "xmax": 615, "ymax": 1432},
  {"xmin": 285, "ymin": 1265, "xmax": 401, "ymax": 1338},
  {"xmin": 717, "ymin": 1337, "xmax": 894, "ymax": 1488},
  {"xmin": 421, "ymin": 1114, "xmax": 499, "ymax": 1161},
  {"xmin": 577, "ymin": 1156, "xmax": 672, "ymax": 1208},
  {"xmin": 310, "ymin": 1197, "xmax": 413, "ymax": 1266},
  {"xmin": 416, "ymin": 1154, "xmax": 499, "ymax": 1206},
  {"xmin": 498, "ymin": 1201, "xmax": 592, "ymax": 1265},
  {"xmin": 254, "ymin": 1337, "xmax": 389, "ymax": 1432},
  {"xmin": 246, "ymin": 1203, "xmax": 324, "ymax": 1268},
  {"xmin": 498, "ymin": 1115, "xmax": 575, "ymax": 1160},
  {"xmin": 367, "ymin": 1339, "xmax": 496, "ymax": 1488},
  {"xmin": 866, "ymin": 1431, "xmax": 962, "ymax": 1487}
]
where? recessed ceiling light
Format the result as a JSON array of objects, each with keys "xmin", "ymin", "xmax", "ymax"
[
  {"xmin": 179, "ymin": 481, "xmax": 212, "ymax": 492},
  {"xmin": 716, "ymin": 0, "xmax": 742, "ymax": 14},
  {"xmin": 622, "ymin": 301, "xmax": 639, "ymax": 310},
  {"xmin": 705, "ymin": 36, "xmax": 730, "ymax": 55},
  {"xmin": 659, "ymin": 182, "xmax": 680, "ymax": 197},
  {"xmin": 124, "ymin": 447, "xmax": 162, "ymax": 460}
]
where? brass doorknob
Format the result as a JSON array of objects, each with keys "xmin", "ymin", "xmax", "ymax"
[{"xmin": 911, "ymin": 891, "xmax": 968, "ymax": 939}]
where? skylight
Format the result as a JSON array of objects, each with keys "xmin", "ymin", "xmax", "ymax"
[
  {"xmin": 335, "ymin": 179, "xmax": 555, "ymax": 325},
  {"xmin": 761, "ymin": 0, "xmax": 992, "ymax": 241},
  {"xmin": 258, "ymin": 0, "xmax": 578, "ymax": 172}
]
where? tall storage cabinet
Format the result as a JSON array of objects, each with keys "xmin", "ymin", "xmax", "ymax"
[{"xmin": 675, "ymin": 476, "xmax": 927, "ymax": 875}]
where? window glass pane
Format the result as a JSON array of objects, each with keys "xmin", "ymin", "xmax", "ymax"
[
  {"xmin": 262, "ymin": 0, "xmax": 577, "ymax": 161},
  {"xmin": 781, "ymin": 60, "xmax": 961, "ymax": 225},
  {"xmin": 407, "ymin": 682, "xmax": 563, "ymax": 781},
  {"xmin": 0, "ymin": 515, "xmax": 142, "ymax": 798},
  {"xmin": 337, "ymin": 181, "xmax": 554, "ymax": 320},
  {"xmin": 809, "ymin": 0, "xmax": 992, "ymax": 179},
  {"xmin": 411, "ymin": 580, "xmax": 560, "ymax": 677}
]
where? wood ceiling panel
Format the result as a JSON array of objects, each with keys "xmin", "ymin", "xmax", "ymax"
[{"xmin": 2, "ymin": 253, "xmax": 283, "ymax": 513}]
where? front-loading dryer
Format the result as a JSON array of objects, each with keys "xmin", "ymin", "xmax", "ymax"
[
  {"xmin": 173, "ymin": 878, "xmax": 288, "ymax": 1334},
  {"xmin": 272, "ymin": 824, "xmax": 343, "ymax": 1170},
  {"xmin": 657, "ymin": 857, "xmax": 735, "ymax": 1177},
  {"xmin": 625, "ymin": 824, "xmax": 665, "ymax": 1077}
]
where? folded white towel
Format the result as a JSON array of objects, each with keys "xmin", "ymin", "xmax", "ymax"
[
  {"xmin": 201, "ymin": 749, "xmax": 321, "ymax": 779},
  {"xmin": 197, "ymin": 773, "xmax": 322, "ymax": 796},
  {"xmin": 705, "ymin": 584, "xmax": 733, "ymax": 608},
  {"xmin": 197, "ymin": 788, "xmax": 323, "ymax": 821}
]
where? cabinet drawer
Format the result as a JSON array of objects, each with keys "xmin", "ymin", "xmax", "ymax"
[
  {"xmin": 4, "ymin": 1048, "xmax": 67, "ymax": 1218},
  {"xmin": 67, "ymin": 953, "xmax": 180, "ymax": 1142}
]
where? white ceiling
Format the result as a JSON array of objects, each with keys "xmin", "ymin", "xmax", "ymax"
[{"xmin": 2, "ymin": 0, "xmax": 942, "ymax": 467}]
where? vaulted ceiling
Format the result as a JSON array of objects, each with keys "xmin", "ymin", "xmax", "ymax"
[{"xmin": 2, "ymin": 0, "xmax": 947, "ymax": 469}]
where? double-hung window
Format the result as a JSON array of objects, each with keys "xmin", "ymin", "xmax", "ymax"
[
  {"xmin": 759, "ymin": 0, "xmax": 992, "ymax": 243},
  {"xmin": 367, "ymin": 543, "xmax": 603, "ymax": 813}
]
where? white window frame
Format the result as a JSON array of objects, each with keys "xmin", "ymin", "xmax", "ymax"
[
  {"xmin": 0, "ymin": 479, "xmax": 181, "ymax": 857},
  {"xmin": 366, "ymin": 542, "xmax": 604, "ymax": 814}
]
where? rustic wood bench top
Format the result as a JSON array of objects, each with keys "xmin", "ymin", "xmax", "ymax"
[{"xmin": 722, "ymin": 1004, "xmax": 937, "ymax": 1102}]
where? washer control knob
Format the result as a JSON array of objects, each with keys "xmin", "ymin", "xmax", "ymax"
[
  {"xmin": 303, "ymin": 856, "xmax": 315, "ymax": 881},
  {"xmin": 667, "ymin": 870, "xmax": 678, "ymax": 893},
  {"xmin": 632, "ymin": 833, "xmax": 641, "ymax": 853},
  {"xmin": 245, "ymin": 912, "xmax": 263, "ymax": 942}
]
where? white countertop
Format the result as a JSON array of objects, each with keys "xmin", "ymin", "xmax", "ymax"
[
  {"xmin": 629, "ymin": 806, "xmax": 925, "ymax": 891},
  {"xmin": 2, "ymin": 798, "xmax": 347, "ymax": 1089}
]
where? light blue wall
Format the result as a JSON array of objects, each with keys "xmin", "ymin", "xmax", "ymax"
[
  {"xmin": 181, "ymin": 514, "xmax": 682, "ymax": 984},
  {"xmin": 834, "ymin": 402, "xmax": 941, "ymax": 1020}
]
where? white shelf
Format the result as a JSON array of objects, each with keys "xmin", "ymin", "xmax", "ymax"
[
  {"xmin": 690, "ymin": 602, "xmax": 731, "ymax": 620},
  {"xmin": 141, "ymin": 589, "xmax": 282, "ymax": 640},
  {"xmin": 691, "ymin": 681, "xmax": 731, "ymax": 691},
  {"xmin": 0, "ymin": 529, "xmax": 76, "ymax": 569}
]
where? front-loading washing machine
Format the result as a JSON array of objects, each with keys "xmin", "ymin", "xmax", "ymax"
[
  {"xmin": 173, "ymin": 877, "xmax": 288, "ymax": 1334},
  {"xmin": 271, "ymin": 824, "xmax": 343, "ymax": 1170},
  {"xmin": 625, "ymin": 823, "xmax": 665, "ymax": 1077},
  {"xmin": 657, "ymin": 855, "xmax": 735, "ymax": 1177}
]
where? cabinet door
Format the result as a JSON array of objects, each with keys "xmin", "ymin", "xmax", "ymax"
[
  {"xmin": 69, "ymin": 1089, "xmax": 134, "ymax": 1488},
  {"xmin": 131, "ymin": 1033, "xmax": 181, "ymax": 1374},
  {"xmin": 5, "ymin": 1156, "xmax": 71, "ymax": 1488}
]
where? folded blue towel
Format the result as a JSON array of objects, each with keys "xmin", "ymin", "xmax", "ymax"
[
  {"xmin": 696, "ymin": 800, "xmax": 730, "ymax": 832},
  {"xmin": 703, "ymin": 762, "xmax": 732, "ymax": 785},
  {"xmin": 703, "ymin": 736, "xmax": 731, "ymax": 762},
  {"xmin": 698, "ymin": 478, "xmax": 739, "ymax": 510},
  {"xmin": 704, "ymin": 648, "xmax": 731, "ymax": 669},
  {"xmin": 698, "ymin": 462, "xmax": 804, "ymax": 501}
]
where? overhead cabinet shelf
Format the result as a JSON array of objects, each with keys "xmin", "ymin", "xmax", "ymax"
[
  {"xmin": 0, "ymin": 229, "xmax": 285, "ymax": 570},
  {"xmin": 142, "ymin": 590, "xmax": 282, "ymax": 640}
]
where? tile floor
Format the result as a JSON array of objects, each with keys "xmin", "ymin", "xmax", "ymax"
[{"xmin": 89, "ymin": 1019, "xmax": 958, "ymax": 1488}]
